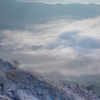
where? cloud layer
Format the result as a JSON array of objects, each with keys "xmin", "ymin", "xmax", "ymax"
[
  {"xmin": 1, "ymin": 17, "xmax": 100, "ymax": 58},
  {"xmin": 16, "ymin": 0, "xmax": 100, "ymax": 4},
  {"xmin": 1, "ymin": 16, "xmax": 100, "ymax": 77}
]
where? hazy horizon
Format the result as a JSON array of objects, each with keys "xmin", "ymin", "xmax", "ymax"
[{"xmin": 16, "ymin": 0, "xmax": 100, "ymax": 5}]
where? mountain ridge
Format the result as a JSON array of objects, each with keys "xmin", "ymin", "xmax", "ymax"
[
  {"xmin": 0, "ymin": 0, "xmax": 100, "ymax": 30},
  {"xmin": 0, "ymin": 0, "xmax": 100, "ymax": 22},
  {"xmin": 0, "ymin": 58, "xmax": 99, "ymax": 100}
]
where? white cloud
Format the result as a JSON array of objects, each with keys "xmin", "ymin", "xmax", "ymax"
[
  {"xmin": 1, "ymin": 16, "xmax": 100, "ymax": 59},
  {"xmin": 16, "ymin": 0, "xmax": 100, "ymax": 4},
  {"xmin": 1, "ymin": 16, "xmax": 100, "ymax": 77}
]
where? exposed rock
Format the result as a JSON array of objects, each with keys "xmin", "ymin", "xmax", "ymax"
[{"xmin": 0, "ymin": 86, "xmax": 2, "ymax": 91}]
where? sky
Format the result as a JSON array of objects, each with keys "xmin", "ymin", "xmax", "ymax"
[
  {"xmin": 16, "ymin": 0, "xmax": 100, "ymax": 4},
  {"xmin": 0, "ymin": 0, "xmax": 100, "ymax": 82}
]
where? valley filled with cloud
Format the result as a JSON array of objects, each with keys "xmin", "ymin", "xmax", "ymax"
[{"xmin": 1, "ymin": 16, "xmax": 100, "ymax": 79}]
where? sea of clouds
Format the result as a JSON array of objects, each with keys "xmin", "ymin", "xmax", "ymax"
[{"xmin": 0, "ymin": 16, "xmax": 100, "ymax": 77}]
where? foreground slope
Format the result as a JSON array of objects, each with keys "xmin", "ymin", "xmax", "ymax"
[{"xmin": 0, "ymin": 59, "xmax": 99, "ymax": 100}]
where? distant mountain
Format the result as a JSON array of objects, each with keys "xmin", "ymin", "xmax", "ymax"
[
  {"xmin": 0, "ymin": 0, "xmax": 100, "ymax": 23},
  {"xmin": 0, "ymin": 58, "xmax": 99, "ymax": 100},
  {"xmin": 0, "ymin": 0, "xmax": 100, "ymax": 30}
]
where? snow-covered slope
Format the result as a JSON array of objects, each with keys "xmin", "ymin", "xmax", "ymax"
[{"xmin": 0, "ymin": 58, "xmax": 99, "ymax": 100}]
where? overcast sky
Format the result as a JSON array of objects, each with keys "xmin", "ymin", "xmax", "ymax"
[{"xmin": 16, "ymin": 0, "xmax": 100, "ymax": 4}]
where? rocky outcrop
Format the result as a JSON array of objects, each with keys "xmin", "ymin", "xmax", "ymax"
[{"xmin": 0, "ymin": 59, "xmax": 99, "ymax": 100}]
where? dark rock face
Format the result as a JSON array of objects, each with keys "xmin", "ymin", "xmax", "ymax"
[{"xmin": 0, "ymin": 59, "xmax": 99, "ymax": 100}]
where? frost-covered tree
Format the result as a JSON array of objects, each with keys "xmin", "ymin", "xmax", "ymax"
[{"xmin": 12, "ymin": 60, "xmax": 20, "ymax": 69}]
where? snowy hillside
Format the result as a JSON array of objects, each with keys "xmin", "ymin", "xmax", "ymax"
[{"xmin": 0, "ymin": 58, "xmax": 99, "ymax": 100}]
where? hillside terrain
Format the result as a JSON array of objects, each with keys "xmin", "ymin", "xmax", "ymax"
[{"xmin": 0, "ymin": 58, "xmax": 99, "ymax": 100}]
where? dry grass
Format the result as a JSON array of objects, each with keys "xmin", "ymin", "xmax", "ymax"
[
  {"xmin": 2, "ymin": 69, "xmax": 99, "ymax": 100},
  {"xmin": 4, "ymin": 70, "xmax": 34, "ymax": 82}
]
